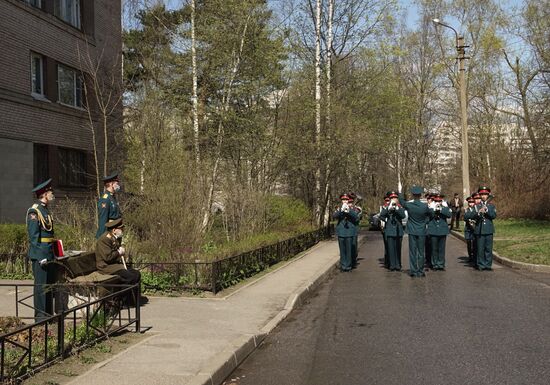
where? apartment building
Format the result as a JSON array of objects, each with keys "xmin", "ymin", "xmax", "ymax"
[{"xmin": 0, "ymin": 0, "xmax": 122, "ymax": 222}]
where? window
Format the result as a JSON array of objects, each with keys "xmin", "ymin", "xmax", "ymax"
[
  {"xmin": 30, "ymin": 53, "xmax": 44, "ymax": 96},
  {"xmin": 58, "ymin": 147, "xmax": 87, "ymax": 187},
  {"xmin": 33, "ymin": 144, "xmax": 50, "ymax": 186},
  {"xmin": 57, "ymin": 64, "xmax": 83, "ymax": 107},
  {"xmin": 24, "ymin": 0, "xmax": 42, "ymax": 8},
  {"xmin": 54, "ymin": 0, "xmax": 81, "ymax": 29}
]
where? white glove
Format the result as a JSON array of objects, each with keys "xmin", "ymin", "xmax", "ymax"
[
  {"xmin": 341, "ymin": 203, "xmax": 349, "ymax": 211},
  {"xmin": 118, "ymin": 246, "xmax": 126, "ymax": 256},
  {"xmin": 442, "ymin": 201, "xmax": 448, "ymax": 207},
  {"xmin": 39, "ymin": 258, "xmax": 48, "ymax": 266},
  {"xmin": 429, "ymin": 202, "xmax": 436, "ymax": 209}
]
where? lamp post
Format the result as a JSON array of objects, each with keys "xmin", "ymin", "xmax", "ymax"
[{"xmin": 433, "ymin": 18, "xmax": 470, "ymax": 200}]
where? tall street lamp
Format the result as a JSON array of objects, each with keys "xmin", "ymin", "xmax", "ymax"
[{"xmin": 433, "ymin": 18, "xmax": 470, "ymax": 200}]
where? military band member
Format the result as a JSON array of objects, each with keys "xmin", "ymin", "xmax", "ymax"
[
  {"xmin": 424, "ymin": 193, "xmax": 434, "ymax": 269},
  {"xmin": 380, "ymin": 195, "xmax": 390, "ymax": 269},
  {"xmin": 96, "ymin": 173, "xmax": 122, "ymax": 239},
  {"xmin": 26, "ymin": 179, "xmax": 57, "ymax": 321},
  {"xmin": 427, "ymin": 194, "xmax": 452, "ymax": 270},
  {"xmin": 380, "ymin": 191, "xmax": 405, "ymax": 271},
  {"xmin": 399, "ymin": 186, "xmax": 430, "ymax": 277},
  {"xmin": 473, "ymin": 186, "xmax": 497, "ymax": 270},
  {"xmin": 463, "ymin": 195, "xmax": 477, "ymax": 266},
  {"xmin": 348, "ymin": 192, "xmax": 362, "ymax": 269},
  {"xmin": 333, "ymin": 194, "xmax": 360, "ymax": 272}
]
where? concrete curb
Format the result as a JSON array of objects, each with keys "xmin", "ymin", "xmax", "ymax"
[
  {"xmin": 450, "ymin": 231, "xmax": 550, "ymax": 273},
  {"xmin": 187, "ymin": 241, "xmax": 344, "ymax": 385}
]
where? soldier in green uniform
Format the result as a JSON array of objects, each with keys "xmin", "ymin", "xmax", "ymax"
[
  {"xmin": 96, "ymin": 219, "xmax": 140, "ymax": 284},
  {"xmin": 333, "ymin": 194, "xmax": 360, "ymax": 272},
  {"xmin": 427, "ymin": 193, "xmax": 452, "ymax": 270},
  {"xmin": 26, "ymin": 179, "xmax": 57, "ymax": 321},
  {"xmin": 424, "ymin": 193, "xmax": 434, "ymax": 270},
  {"xmin": 380, "ymin": 193, "xmax": 391, "ymax": 269},
  {"xmin": 348, "ymin": 192, "xmax": 362, "ymax": 269},
  {"xmin": 463, "ymin": 195, "xmax": 477, "ymax": 266},
  {"xmin": 96, "ymin": 173, "xmax": 122, "ymax": 239},
  {"xmin": 399, "ymin": 186, "xmax": 430, "ymax": 277},
  {"xmin": 380, "ymin": 191, "xmax": 405, "ymax": 271},
  {"xmin": 473, "ymin": 186, "xmax": 497, "ymax": 270}
]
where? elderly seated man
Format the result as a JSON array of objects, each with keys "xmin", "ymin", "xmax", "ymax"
[{"xmin": 95, "ymin": 218, "xmax": 140, "ymax": 285}]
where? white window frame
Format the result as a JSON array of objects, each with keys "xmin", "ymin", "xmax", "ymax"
[
  {"xmin": 30, "ymin": 52, "xmax": 44, "ymax": 97},
  {"xmin": 57, "ymin": 64, "xmax": 83, "ymax": 108},
  {"xmin": 54, "ymin": 0, "xmax": 81, "ymax": 29}
]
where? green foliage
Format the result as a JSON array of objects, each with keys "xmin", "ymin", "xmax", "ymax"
[
  {"xmin": 265, "ymin": 195, "xmax": 312, "ymax": 230},
  {"xmin": 0, "ymin": 224, "xmax": 27, "ymax": 254},
  {"xmin": 493, "ymin": 219, "xmax": 550, "ymax": 265}
]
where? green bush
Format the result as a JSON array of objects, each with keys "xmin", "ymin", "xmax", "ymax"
[
  {"xmin": 265, "ymin": 195, "xmax": 313, "ymax": 231},
  {"xmin": 0, "ymin": 224, "xmax": 27, "ymax": 255}
]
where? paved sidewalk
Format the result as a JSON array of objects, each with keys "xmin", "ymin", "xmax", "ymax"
[{"xmin": 65, "ymin": 238, "xmax": 345, "ymax": 385}]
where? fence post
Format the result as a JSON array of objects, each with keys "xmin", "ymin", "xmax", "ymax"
[
  {"xmin": 57, "ymin": 314, "xmax": 65, "ymax": 358},
  {"xmin": 136, "ymin": 283, "xmax": 141, "ymax": 333},
  {"xmin": 211, "ymin": 261, "xmax": 219, "ymax": 294}
]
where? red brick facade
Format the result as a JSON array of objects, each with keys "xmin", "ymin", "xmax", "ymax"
[{"xmin": 0, "ymin": 0, "xmax": 122, "ymax": 222}]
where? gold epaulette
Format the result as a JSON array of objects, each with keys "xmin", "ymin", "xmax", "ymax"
[{"xmin": 103, "ymin": 193, "xmax": 108, "ymax": 199}]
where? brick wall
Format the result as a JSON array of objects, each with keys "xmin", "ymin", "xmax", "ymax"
[{"xmin": 0, "ymin": 0, "xmax": 122, "ymax": 222}]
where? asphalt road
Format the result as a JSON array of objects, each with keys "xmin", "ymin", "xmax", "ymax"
[{"xmin": 225, "ymin": 231, "xmax": 550, "ymax": 385}]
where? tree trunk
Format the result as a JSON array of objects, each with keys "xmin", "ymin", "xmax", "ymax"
[
  {"xmin": 191, "ymin": 0, "xmax": 200, "ymax": 165},
  {"xmin": 314, "ymin": 0, "xmax": 322, "ymax": 223},
  {"xmin": 202, "ymin": 14, "xmax": 251, "ymax": 232}
]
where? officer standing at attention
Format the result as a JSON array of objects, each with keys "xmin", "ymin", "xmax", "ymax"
[
  {"xmin": 380, "ymin": 191, "xmax": 405, "ymax": 271},
  {"xmin": 348, "ymin": 192, "xmax": 362, "ymax": 269},
  {"xmin": 96, "ymin": 173, "xmax": 122, "ymax": 239},
  {"xmin": 473, "ymin": 186, "xmax": 497, "ymax": 270},
  {"xmin": 26, "ymin": 179, "xmax": 57, "ymax": 321},
  {"xmin": 399, "ymin": 186, "xmax": 430, "ymax": 277},
  {"xmin": 463, "ymin": 195, "xmax": 477, "ymax": 266},
  {"xmin": 333, "ymin": 194, "xmax": 360, "ymax": 272},
  {"xmin": 427, "ymin": 193, "xmax": 452, "ymax": 270}
]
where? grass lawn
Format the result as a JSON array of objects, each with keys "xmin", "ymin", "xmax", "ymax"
[{"xmin": 493, "ymin": 219, "xmax": 550, "ymax": 265}]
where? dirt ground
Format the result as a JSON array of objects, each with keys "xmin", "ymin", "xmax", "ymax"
[{"xmin": 21, "ymin": 331, "xmax": 148, "ymax": 385}]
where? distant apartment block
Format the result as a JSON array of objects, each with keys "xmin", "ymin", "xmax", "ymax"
[{"xmin": 0, "ymin": 0, "xmax": 122, "ymax": 222}]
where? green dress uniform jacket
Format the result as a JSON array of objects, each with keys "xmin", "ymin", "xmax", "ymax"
[
  {"xmin": 27, "ymin": 202, "xmax": 55, "ymax": 261},
  {"xmin": 473, "ymin": 202, "xmax": 497, "ymax": 270},
  {"xmin": 26, "ymin": 201, "xmax": 56, "ymax": 320},
  {"xmin": 333, "ymin": 208, "xmax": 359, "ymax": 271},
  {"xmin": 398, "ymin": 194, "xmax": 430, "ymax": 276},
  {"xmin": 427, "ymin": 206, "xmax": 451, "ymax": 269},
  {"xmin": 96, "ymin": 191, "xmax": 122, "ymax": 239},
  {"xmin": 427, "ymin": 206, "xmax": 451, "ymax": 236},
  {"xmin": 95, "ymin": 232, "xmax": 125, "ymax": 274},
  {"xmin": 380, "ymin": 205, "xmax": 405, "ymax": 270},
  {"xmin": 380, "ymin": 206, "xmax": 405, "ymax": 237}
]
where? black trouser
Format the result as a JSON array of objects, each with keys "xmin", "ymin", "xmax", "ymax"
[
  {"xmin": 113, "ymin": 269, "xmax": 141, "ymax": 305},
  {"xmin": 424, "ymin": 235, "xmax": 432, "ymax": 268},
  {"xmin": 466, "ymin": 238, "xmax": 476, "ymax": 264},
  {"xmin": 451, "ymin": 210, "xmax": 461, "ymax": 229}
]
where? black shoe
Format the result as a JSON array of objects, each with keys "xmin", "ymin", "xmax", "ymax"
[{"xmin": 419, "ymin": 272, "xmax": 426, "ymax": 277}]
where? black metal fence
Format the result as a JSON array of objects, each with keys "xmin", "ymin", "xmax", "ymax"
[
  {"xmin": 0, "ymin": 282, "xmax": 140, "ymax": 383},
  {"xmin": 135, "ymin": 225, "xmax": 333, "ymax": 294}
]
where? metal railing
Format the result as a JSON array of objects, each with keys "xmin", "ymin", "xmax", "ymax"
[
  {"xmin": 134, "ymin": 225, "xmax": 333, "ymax": 294},
  {"xmin": 0, "ymin": 282, "xmax": 140, "ymax": 383}
]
